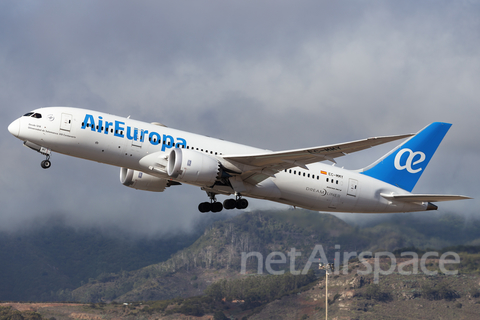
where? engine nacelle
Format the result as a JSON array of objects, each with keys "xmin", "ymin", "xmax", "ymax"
[
  {"xmin": 167, "ymin": 148, "xmax": 220, "ymax": 185},
  {"xmin": 120, "ymin": 167, "xmax": 168, "ymax": 192}
]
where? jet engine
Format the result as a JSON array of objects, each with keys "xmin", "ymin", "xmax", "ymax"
[
  {"xmin": 167, "ymin": 148, "xmax": 221, "ymax": 185},
  {"xmin": 120, "ymin": 167, "xmax": 169, "ymax": 192}
]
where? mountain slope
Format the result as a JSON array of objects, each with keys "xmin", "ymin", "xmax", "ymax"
[
  {"xmin": 71, "ymin": 209, "xmax": 480, "ymax": 303},
  {"xmin": 0, "ymin": 213, "xmax": 230, "ymax": 301}
]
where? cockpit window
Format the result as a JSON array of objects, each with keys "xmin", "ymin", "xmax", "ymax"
[{"xmin": 22, "ymin": 112, "xmax": 42, "ymax": 118}]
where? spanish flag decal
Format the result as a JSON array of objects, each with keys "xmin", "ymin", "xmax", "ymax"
[{"xmin": 321, "ymin": 170, "xmax": 327, "ymax": 175}]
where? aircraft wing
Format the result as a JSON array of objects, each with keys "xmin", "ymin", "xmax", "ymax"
[
  {"xmin": 381, "ymin": 193, "xmax": 472, "ymax": 203},
  {"xmin": 224, "ymin": 134, "xmax": 413, "ymax": 170},
  {"xmin": 222, "ymin": 133, "xmax": 413, "ymax": 185}
]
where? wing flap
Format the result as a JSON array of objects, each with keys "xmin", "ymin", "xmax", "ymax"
[{"xmin": 381, "ymin": 193, "xmax": 472, "ymax": 203}]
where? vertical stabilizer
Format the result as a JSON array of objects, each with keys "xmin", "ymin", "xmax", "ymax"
[{"xmin": 360, "ymin": 122, "xmax": 451, "ymax": 192}]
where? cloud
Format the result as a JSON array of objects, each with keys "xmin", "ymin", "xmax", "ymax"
[{"xmin": 1, "ymin": 1, "xmax": 479, "ymax": 235}]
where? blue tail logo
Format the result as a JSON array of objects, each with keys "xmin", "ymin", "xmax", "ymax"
[
  {"xmin": 361, "ymin": 122, "xmax": 452, "ymax": 192},
  {"xmin": 394, "ymin": 148, "xmax": 426, "ymax": 173}
]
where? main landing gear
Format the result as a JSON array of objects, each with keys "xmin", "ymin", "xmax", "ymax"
[{"xmin": 198, "ymin": 193, "xmax": 249, "ymax": 213}]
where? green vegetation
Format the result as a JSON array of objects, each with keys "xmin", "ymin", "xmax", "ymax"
[
  {"xmin": 361, "ymin": 284, "xmax": 393, "ymax": 302},
  {"xmin": 140, "ymin": 270, "xmax": 318, "ymax": 317},
  {"xmin": 470, "ymin": 287, "xmax": 480, "ymax": 298},
  {"xmin": 204, "ymin": 270, "xmax": 317, "ymax": 308},
  {"xmin": 0, "ymin": 213, "xmax": 228, "ymax": 302},
  {"xmin": 421, "ymin": 281, "xmax": 460, "ymax": 301},
  {"xmin": 362, "ymin": 213, "xmax": 480, "ymax": 250},
  {"xmin": 66, "ymin": 210, "xmax": 480, "ymax": 302},
  {"xmin": 0, "ymin": 306, "xmax": 44, "ymax": 320},
  {"xmin": 2, "ymin": 209, "xmax": 480, "ymax": 303},
  {"xmin": 142, "ymin": 295, "xmax": 215, "ymax": 316}
]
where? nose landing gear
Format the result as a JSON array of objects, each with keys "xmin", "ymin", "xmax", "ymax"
[
  {"xmin": 39, "ymin": 147, "xmax": 52, "ymax": 169},
  {"xmin": 22, "ymin": 142, "xmax": 52, "ymax": 169},
  {"xmin": 41, "ymin": 155, "xmax": 51, "ymax": 169}
]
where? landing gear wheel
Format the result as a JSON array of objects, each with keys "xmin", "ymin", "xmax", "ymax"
[
  {"xmin": 198, "ymin": 202, "xmax": 211, "ymax": 213},
  {"xmin": 199, "ymin": 192, "xmax": 225, "ymax": 213},
  {"xmin": 211, "ymin": 202, "xmax": 223, "ymax": 213},
  {"xmin": 223, "ymin": 199, "xmax": 237, "ymax": 210},
  {"xmin": 236, "ymin": 198, "xmax": 249, "ymax": 209},
  {"xmin": 41, "ymin": 160, "xmax": 51, "ymax": 169},
  {"xmin": 198, "ymin": 201, "xmax": 223, "ymax": 213}
]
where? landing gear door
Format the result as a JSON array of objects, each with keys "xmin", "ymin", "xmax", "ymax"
[
  {"xmin": 347, "ymin": 178, "xmax": 358, "ymax": 197},
  {"xmin": 60, "ymin": 113, "xmax": 72, "ymax": 132}
]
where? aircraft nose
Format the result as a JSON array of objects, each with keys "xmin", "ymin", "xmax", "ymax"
[{"xmin": 8, "ymin": 119, "xmax": 20, "ymax": 137}]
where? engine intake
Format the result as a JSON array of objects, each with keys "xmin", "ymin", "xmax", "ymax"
[
  {"xmin": 167, "ymin": 148, "xmax": 220, "ymax": 185},
  {"xmin": 120, "ymin": 168, "xmax": 168, "ymax": 192}
]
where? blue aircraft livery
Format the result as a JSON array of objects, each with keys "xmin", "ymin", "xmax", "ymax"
[
  {"xmin": 361, "ymin": 122, "xmax": 451, "ymax": 192},
  {"xmin": 80, "ymin": 113, "xmax": 187, "ymax": 152}
]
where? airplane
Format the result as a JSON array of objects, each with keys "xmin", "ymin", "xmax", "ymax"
[{"xmin": 8, "ymin": 107, "xmax": 471, "ymax": 213}]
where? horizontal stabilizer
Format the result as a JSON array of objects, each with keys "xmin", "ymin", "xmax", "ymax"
[{"xmin": 381, "ymin": 193, "xmax": 472, "ymax": 203}]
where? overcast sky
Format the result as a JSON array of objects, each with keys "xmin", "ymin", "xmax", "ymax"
[{"xmin": 1, "ymin": 0, "xmax": 479, "ymax": 236}]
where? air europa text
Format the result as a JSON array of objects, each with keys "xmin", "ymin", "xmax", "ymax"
[{"xmin": 81, "ymin": 114, "xmax": 187, "ymax": 152}]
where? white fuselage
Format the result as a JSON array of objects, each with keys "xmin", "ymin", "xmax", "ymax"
[{"xmin": 9, "ymin": 107, "xmax": 429, "ymax": 213}]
